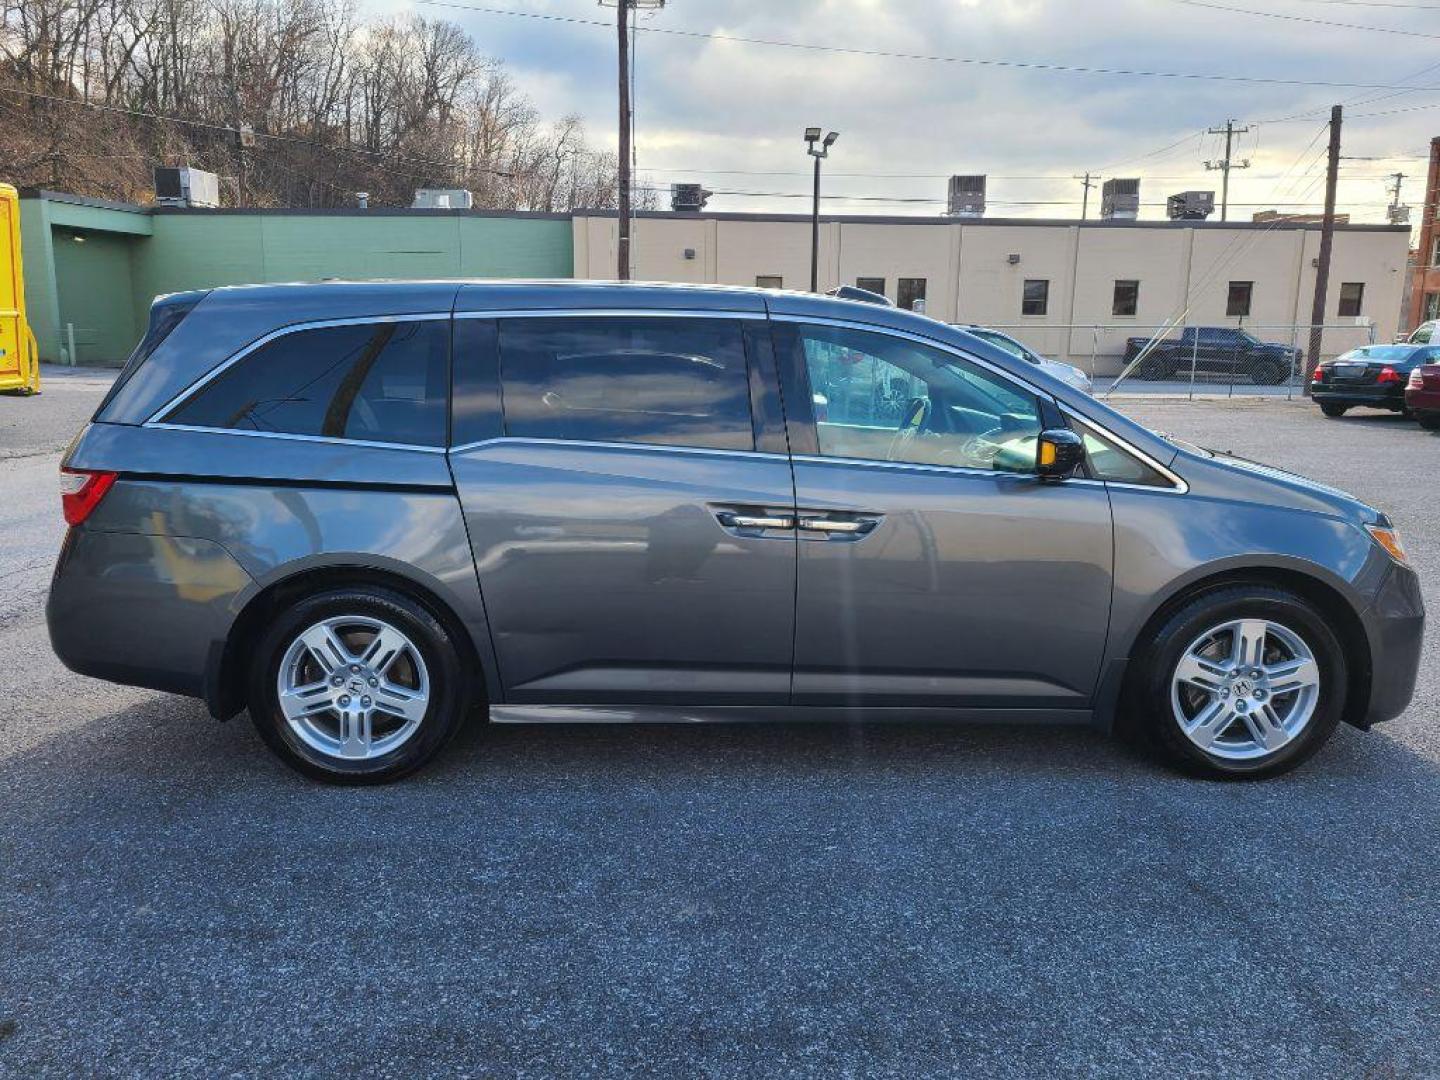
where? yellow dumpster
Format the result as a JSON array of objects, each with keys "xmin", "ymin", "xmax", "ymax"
[{"xmin": 0, "ymin": 182, "xmax": 40, "ymax": 395}]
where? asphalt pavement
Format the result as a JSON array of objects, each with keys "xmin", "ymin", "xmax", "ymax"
[{"xmin": 1, "ymin": 370, "xmax": 1437, "ymax": 1077}]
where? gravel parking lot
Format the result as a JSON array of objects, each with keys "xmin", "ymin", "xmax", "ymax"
[{"xmin": 1, "ymin": 369, "xmax": 1436, "ymax": 1077}]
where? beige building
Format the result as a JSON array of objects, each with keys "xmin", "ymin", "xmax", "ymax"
[{"xmin": 573, "ymin": 211, "xmax": 1410, "ymax": 372}]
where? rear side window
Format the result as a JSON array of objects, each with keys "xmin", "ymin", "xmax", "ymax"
[
  {"xmin": 497, "ymin": 317, "xmax": 754, "ymax": 451},
  {"xmin": 166, "ymin": 319, "xmax": 450, "ymax": 447}
]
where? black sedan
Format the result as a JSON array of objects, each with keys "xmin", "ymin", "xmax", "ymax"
[{"xmin": 1311, "ymin": 343, "xmax": 1440, "ymax": 418}]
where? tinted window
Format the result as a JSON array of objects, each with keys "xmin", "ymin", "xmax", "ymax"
[
  {"xmin": 797, "ymin": 324, "xmax": 1043, "ymax": 473},
  {"xmin": 167, "ymin": 319, "xmax": 450, "ymax": 446},
  {"xmin": 498, "ymin": 317, "xmax": 753, "ymax": 451},
  {"xmin": 1338, "ymin": 282, "xmax": 1364, "ymax": 318},
  {"xmin": 1226, "ymin": 281, "xmax": 1253, "ymax": 318}
]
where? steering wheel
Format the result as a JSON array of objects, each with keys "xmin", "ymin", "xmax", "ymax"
[{"xmin": 886, "ymin": 396, "xmax": 932, "ymax": 461}]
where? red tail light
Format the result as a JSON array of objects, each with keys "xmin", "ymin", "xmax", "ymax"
[
  {"xmin": 1377, "ymin": 366, "xmax": 1403, "ymax": 385},
  {"xmin": 1311, "ymin": 365, "xmax": 1326, "ymax": 382},
  {"xmin": 59, "ymin": 469, "xmax": 117, "ymax": 526},
  {"xmin": 1409, "ymin": 368, "xmax": 1425, "ymax": 389}
]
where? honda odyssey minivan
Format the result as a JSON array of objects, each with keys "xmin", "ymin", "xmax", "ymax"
[{"xmin": 48, "ymin": 282, "xmax": 1424, "ymax": 782}]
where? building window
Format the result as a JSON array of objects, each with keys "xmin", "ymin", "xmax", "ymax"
[
  {"xmin": 856, "ymin": 277, "xmax": 886, "ymax": 296},
  {"xmin": 1021, "ymin": 279, "xmax": 1049, "ymax": 316},
  {"xmin": 1426, "ymin": 292, "xmax": 1440, "ymax": 322},
  {"xmin": 1112, "ymin": 279, "xmax": 1140, "ymax": 318},
  {"xmin": 1431, "ymin": 236, "xmax": 1440, "ymax": 267},
  {"xmin": 1337, "ymin": 282, "xmax": 1365, "ymax": 318},
  {"xmin": 897, "ymin": 278, "xmax": 927, "ymax": 311},
  {"xmin": 1226, "ymin": 281, "xmax": 1253, "ymax": 318},
  {"xmin": 755, "ymin": 275, "xmax": 783, "ymax": 289}
]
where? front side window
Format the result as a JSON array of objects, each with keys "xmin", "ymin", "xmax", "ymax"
[
  {"xmin": 1022, "ymin": 279, "xmax": 1049, "ymax": 316},
  {"xmin": 498, "ymin": 316, "xmax": 753, "ymax": 452},
  {"xmin": 1226, "ymin": 281, "xmax": 1253, "ymax": 318},
  {"xmin": 897, "ymin": 278, "xmax": 928, "ymax": 311},
  {"xmin": 856, "ymin": 277, "xmax": 886, "ymax": 296},
  {"xmin": 1338, "ymin": 282, "xmax": 1365, "ymax": 318},
  {"xmin": 166, "ymin": 319, "xmax": 450, "ymax": 446},
  {"xmin": 1112, "ymin": 279, "xmax": 1140, "ymax": 317},
  {"xmin": 795, "ymin": 324, "xmax": 1043, "ymax": 473}
]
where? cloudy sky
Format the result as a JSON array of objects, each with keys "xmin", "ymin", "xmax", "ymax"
[{"xmin": 406, "ymin": 0, "xmax": 1438, "ymax": 224}]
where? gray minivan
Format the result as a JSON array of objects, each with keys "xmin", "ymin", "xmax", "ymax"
[{"xmin": 49, "ymin": 282, "xmax": 1424, "ymax": 782}]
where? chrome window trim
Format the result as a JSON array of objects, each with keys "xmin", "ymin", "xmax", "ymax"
[
  {"xmin": 455, "ymin": 308, "xmax": 762, "ymax": 322},
  {"xmin": 1060, "ymin": 405, "xmax": 1189, "ymax": 494},
  {"xmin": 791, "ymin": 453, "xmax": 1038, "ymax": 482},
  {"xmin": 448, "ymin": 434, "xmax": 789, "ymax": 462},
  {"xmin": 143, "ymin": 312, "xmax": 453, "ymax": 425},
  {"xmin": 769, "ymin": 312, "xmax": 1057, "ymax": 403},
  {"xmin": 145, "ymin": 422, "xmax": 448, "ymax": 454}
]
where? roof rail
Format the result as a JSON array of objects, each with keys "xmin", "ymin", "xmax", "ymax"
[{"xmin": 825, "ymin": 285, "xmax": 893, "ymax": 307}]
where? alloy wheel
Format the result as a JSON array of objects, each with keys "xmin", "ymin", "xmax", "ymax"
[
  {"xmin": 276, "ymin": 615, "xmax": 430, "ymax": 761},
  {"xmin": 1169, "ymin": 618, "xmax": 1322, "ymax": 761}
]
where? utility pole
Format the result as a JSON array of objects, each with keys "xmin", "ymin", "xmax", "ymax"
[
  {"xmin": 1205, "ymin": 119, "xmax": 1252, "ymax": 222},
  {"xmin": 1306, "ymin": 105, "xmax": 1343, "ymax": 396},
  {"xmin": 615, "ymin": 0, "xmax": 631, "ymax": 280},
  {"xmin": 1074, "ymin": 172, "xmax": 1096, "ymax": 221},
  {"xmin": 1386, "ymin": 171, "xmax": 1409, "ymax": 225}
]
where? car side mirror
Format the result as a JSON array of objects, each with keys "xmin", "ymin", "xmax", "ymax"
[{"xmin": 1036, "ymin": 428, "xmax": 1085, "ymax": 481}]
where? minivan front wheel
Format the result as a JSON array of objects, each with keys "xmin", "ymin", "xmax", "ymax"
[
  {"xmin": 1135, "ymin": 586, "xmax": 1347, "ymax": 778},
  {"xmin": 248, "ymin": 587, "xmax": 468, "ymax": 782}
]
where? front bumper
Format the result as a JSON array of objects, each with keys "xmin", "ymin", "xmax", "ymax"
[{"xmin": 1359, "ymin": 562, "xmax": 1426, "ymax": 727}]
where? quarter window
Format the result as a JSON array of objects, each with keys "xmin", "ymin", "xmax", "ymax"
[
  {"xmin": 497, "ymin": 317, "xmax": 753, "ymax": 451},
  {"xmin": 1022, "ymin": 279, "xmax": 1049, "ymax": 316},
  {"xmin": 165, "ymin": 319, "xmax": 450, "ymax": 446},
  {"xmin": 1226, "ymin": 281, "xmax": 1253, "ymax": 318},
  {"xmin": 794, "ymin": 323, "xmax": 1043, "ymax": 473},
  {"xmin": 1112, "ymin": 279, "xmax": 1140, "ymax": 318},
  {"xmin": 1079, "ymin": 425, "xmax": 1171, "ymax": 487},
  {"xmin": 1338, "ymin": 282, "xmax": 1365, "ymax": 318}
]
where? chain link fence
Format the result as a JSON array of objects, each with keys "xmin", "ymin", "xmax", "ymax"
[{"xmin": 967, "ymin": 322, "xmax": 1383, "ymax": 400}]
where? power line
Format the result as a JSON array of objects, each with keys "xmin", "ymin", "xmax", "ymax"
[
  {"xmin": 415, "ymin": 0, "xmax": 1440, "ymax": 92},
  {"xmin": 1176, "ymin": 0, "xmax": 1440, "ymax": 39}
]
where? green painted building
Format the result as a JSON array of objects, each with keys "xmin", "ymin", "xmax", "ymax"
[{"xmin": 18, "ymin": 190, "xmax": 575, "ymax": 364}]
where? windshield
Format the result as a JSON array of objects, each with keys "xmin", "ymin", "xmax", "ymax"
[{"xmin": 1335, "ymin": 345, "xmax": 1415, "ymax": 363}]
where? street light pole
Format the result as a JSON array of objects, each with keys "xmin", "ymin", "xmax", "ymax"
[{"xmin": 805, "ymin": 128, "xmax": 838, "ymax": 293}]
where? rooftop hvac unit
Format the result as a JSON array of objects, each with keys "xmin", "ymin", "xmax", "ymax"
[
  {"xmin": 1166, "ymin": 190, "xmax": 1215, "ymax": 220},
  {"xmin": 670, "ymin": 183, "xmax": 713, "ymax": 212},
  {"xmin": 153, "ymin": 167, "xmax": 220, "ymax": 208},
  {"xmin": 947, "ymin": 175, "xmax": 986, "ymax": 217},
  {"xmin": 1101, "ymin": 177, "xmax": 1140, "ymax": 220},
  {"xmin": 412, "ymin": 188, "xmax": 473, "ymax": 210}
]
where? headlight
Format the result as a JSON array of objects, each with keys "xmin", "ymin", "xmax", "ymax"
[{"xmin": 1365, "ymin": 523, "xmax": 1410, "ymax": 566}]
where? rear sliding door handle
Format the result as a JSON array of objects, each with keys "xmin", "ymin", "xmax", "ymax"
[{"xmin": 797, "ymin": 517, "xmax": 878, "ymax": 535}]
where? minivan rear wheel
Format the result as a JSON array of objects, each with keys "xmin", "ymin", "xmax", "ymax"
[
  {"xmin": 247, "ymin": 587, "xmax": 468, "ymax": 783},
  {"xmin": 1132, "ymin": 586, "xmax": 1347, "ymax": 779}
]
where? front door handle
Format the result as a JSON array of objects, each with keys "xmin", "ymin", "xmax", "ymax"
[
  {"xmin": 715, "ymin": 511, "xmax": 794, "ymax": 530},
  {"xmin": 797, "ymin": 516, "xmax": 880, "ymax": 536}
]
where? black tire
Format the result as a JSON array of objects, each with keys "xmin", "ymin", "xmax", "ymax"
[
  {"xmin": 247, "ymin": 587, "xmax": 470, "ymax": 783},
  {"xmin": 1129, "ymin": 585, "xmax": 1347, "ymax": 780},
  {"xmin": 1319, "ymin": 402, "xmax": 1348, "ymax": 418},
  {"xmin": 1418, "ymin": 410, "xmax": 1440, "ymax": 430},
  {"xmin": 1250, "ymin": 358, "xmax": 1287, "ymax": 386}
]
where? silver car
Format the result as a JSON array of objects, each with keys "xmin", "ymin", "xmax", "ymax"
[
  {"xmin": 49, "ymin": 282, "xmax": 1423, "ymax": 782},
  {"xmin": 956, "ymin": 324, "xmax": 1094, "ymax": 394}
]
